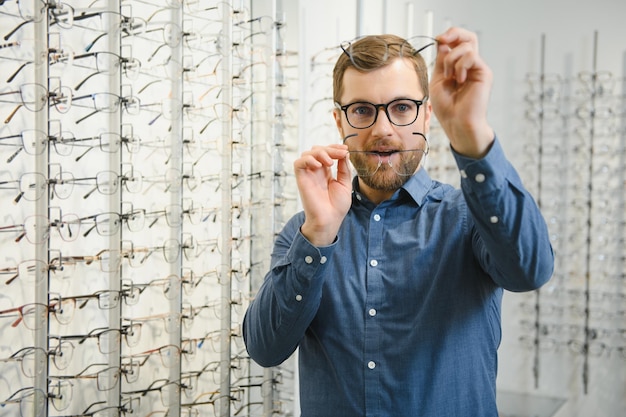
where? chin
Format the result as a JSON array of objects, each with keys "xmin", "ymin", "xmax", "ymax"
[{"xmin": 361, "ymin": 171, "xmax": 412, "ymax": 191}]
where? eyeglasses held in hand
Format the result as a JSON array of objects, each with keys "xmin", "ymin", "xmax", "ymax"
[
  {"xmin": 340, "ymin": 35, "xmax": 437, "ymax": 71},
  {"xmin": 345, "ymin": 148, "xmax": 429, "ymax": 177}
]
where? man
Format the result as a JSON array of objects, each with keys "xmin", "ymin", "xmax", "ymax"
[{"xmin": 243, "ymin": 27, "xmax": 554, "ymax": 416}]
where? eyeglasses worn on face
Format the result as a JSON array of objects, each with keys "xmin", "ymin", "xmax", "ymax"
[{"xmin": 335, "ymin": 97, "xmax": 427, "ymax": 129}]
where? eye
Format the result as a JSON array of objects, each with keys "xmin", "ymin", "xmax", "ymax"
[
  {"xmin": 389, "ymin": 100, "xmax": 415, "ymax": 114},
  {"xmin": 349, "ymin": 103, "xmax": 375, "ymax": 117}
]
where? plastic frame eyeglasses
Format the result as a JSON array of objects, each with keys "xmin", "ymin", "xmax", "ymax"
[{"xmin": 335, "ymin": 97, "xmax": 428, "ymax": 129}]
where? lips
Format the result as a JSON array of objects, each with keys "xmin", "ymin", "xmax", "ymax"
[
  {"xmin": 367, "ymin": 149, "xmax": 398, "ymax": 164},
  {"xmin": 367, "ymin": 141, "xmax": 401, "ymax": 155}
]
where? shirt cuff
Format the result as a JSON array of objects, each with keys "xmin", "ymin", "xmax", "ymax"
[
  {"xmin": 451, "ymin": 136, "xmax": 511, "ymax": 197},
  {"xmin": 285, "ymin": 228, "xmax": 335, "ymax": 286}
]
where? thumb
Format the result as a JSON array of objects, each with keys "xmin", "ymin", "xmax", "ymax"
[{"xmin": 336, "ymin": 152, "xmax": 352, "ymax": 187}]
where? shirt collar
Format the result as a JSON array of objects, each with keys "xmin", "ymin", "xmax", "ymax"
[{"xmin": 351, "ymin": 168, "xmax": 433, "ymax": 207}]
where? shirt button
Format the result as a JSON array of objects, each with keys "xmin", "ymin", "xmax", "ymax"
[
  {"xmin": 475, "ymin": 173, "xmax": 486, "ymax": 183},
  {"xmin": 295, "ymin": 294, "xmax": 303, "ymax": 301},
  {"xmin": 368, "ymin": 308, "xmax": 377, "ymax": 317},
  {"xmin": 370, "ymin": 259, "xmax": 378, "ymax": 267},
  {"xmin": 367, "ymin": 361, "xmax": 376, "ymax": 369},
  {"xmin": 304, "ymin": 256, "xmax": 313, "ymax": 264},
  {"xmin": 356, "ymin": 194, "xmax": 362, "ymax": 201},
  {"xmin": 490, "ymin": 216, "xmax": 499, "ymax": 224},
  {"xmin": 460, "ymin": 169, "xmax": 468, "ymax": 178},
  {"xmin": 320, "ymin": 256, "xmax": 327, "ymax": 264},
  {"xmin": 373, "ymin": 214, "xmax": 381, "ymax": 221}
]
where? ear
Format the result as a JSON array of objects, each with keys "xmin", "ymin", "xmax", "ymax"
[{"xmin": 332, "ymin": 107, "xmax": 344, "ymax": 139}]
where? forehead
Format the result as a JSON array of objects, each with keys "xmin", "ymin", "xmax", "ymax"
[{"xmin": 340, "ymin": 58, "xmax": 424, "ymax": 103}]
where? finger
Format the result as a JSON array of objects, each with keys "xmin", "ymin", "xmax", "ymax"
[
  {"xmin": 441, "ymin": 42, "xmax": 478, "ymax": 84},
  {"xmin": 434, "ymin": 27, "xmax": 479, "ymax": 81},
  {"xmin": 435, "ymin": 27, "xmax": 478, "ymax": 50},
  {"xmin": 294, "ymin": 154, "xmax": 323, "ymax": 171},
  {"xmin": 296, "ymin": 145, "xmax": 348, "ymax": 170},
  {"xmin": 312, "ymin": 144, "xmax": 349, "ymax": 164},
  {"xmin": 326, "ymin": 143, "xmax": 349, "ymax": 154},
  {"xmin": 451, "ymin": 45, "xmax": 475, "ymax": 84}
]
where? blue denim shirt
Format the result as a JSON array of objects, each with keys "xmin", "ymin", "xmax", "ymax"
[{"xmin": 243, "ymin": 138, "xmax": 554, "ymax": 417}]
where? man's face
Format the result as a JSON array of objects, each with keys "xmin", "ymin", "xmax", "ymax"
[{"xmin": 333, "ymin": 58, "xmax": 431, "ymax": 192}]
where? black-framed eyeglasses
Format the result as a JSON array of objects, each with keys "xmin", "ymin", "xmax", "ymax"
[{"xmin": 335, "ymin": 97, "xmax": 427, "ymax": 129}]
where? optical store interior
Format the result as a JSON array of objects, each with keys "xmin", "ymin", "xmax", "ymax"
[{"xmin": 0, "ymin": 0, "xmax": 624, "ymax": 416}]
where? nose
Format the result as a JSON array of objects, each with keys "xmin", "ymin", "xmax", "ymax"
[{"xmin": 370, "ymin": 105, "xmax": 394, "ymax": 136}]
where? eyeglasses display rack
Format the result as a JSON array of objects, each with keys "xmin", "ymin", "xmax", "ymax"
[
  {"xmin": 0, "ymin": 1, "xmax": 298, "ymax": 416},
  {"xmin": 518, "ymin": 30, "xmax": 625, "ymax": 408}
]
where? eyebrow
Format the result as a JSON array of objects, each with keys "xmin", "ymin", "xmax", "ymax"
[{"xmin": 341, "ymin": 96, "xmax": 421, "ymax": 104}]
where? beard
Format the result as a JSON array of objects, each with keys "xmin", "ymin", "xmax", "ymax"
[{"xmin": 350, "ymin": 150, "xmax": 423, "ymax": 191}]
